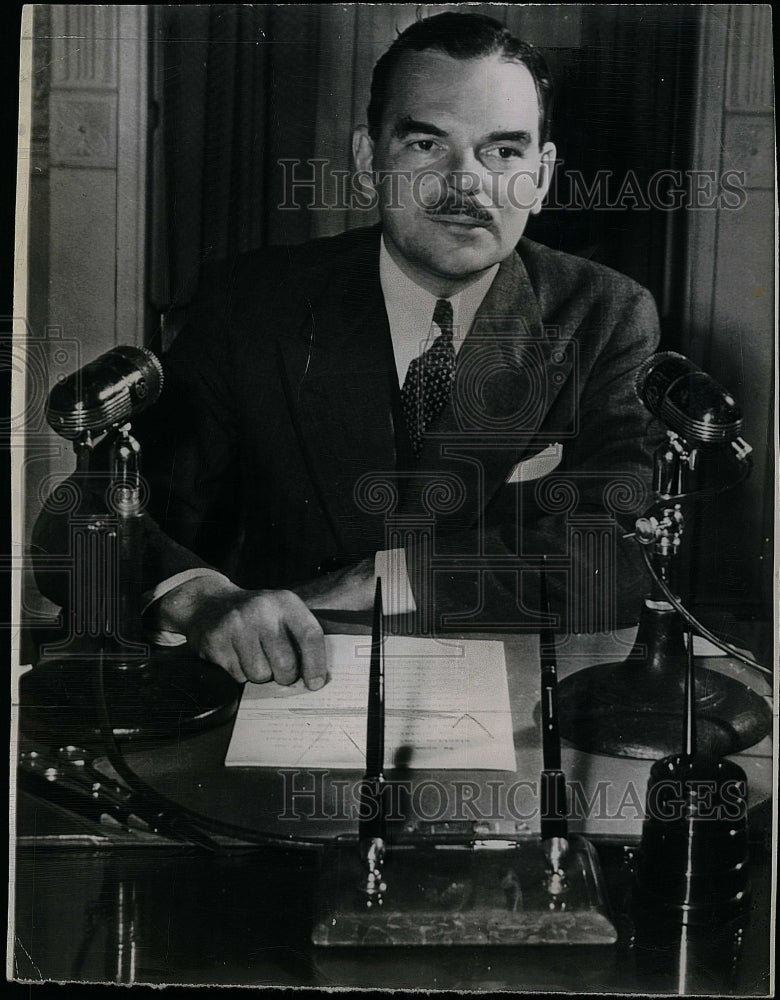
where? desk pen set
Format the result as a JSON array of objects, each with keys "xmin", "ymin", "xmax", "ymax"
[{"xmin": 312, "ymin": 577, "xmax": 617, "ymax": 947}]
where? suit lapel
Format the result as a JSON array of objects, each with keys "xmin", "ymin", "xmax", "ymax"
[
  {"xmin": 275, "ymin": 236, "xmax": 577, "ymax": 552},
  {"xmin": 274, "ymin": 232, "xmax": 401, "ymax": 558},
  {"xmin": 399, "ymin": 248, "xmax": 576, "ymax": 531}
]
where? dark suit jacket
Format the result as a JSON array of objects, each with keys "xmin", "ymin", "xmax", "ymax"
[{"xmin": 34, "ymin": 225, "xmax": 664, "ymax": 631}]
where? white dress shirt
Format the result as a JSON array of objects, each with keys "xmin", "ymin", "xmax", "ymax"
[
  {"xmin": 145, "ymin": 238, "xmax": 500, "ymax": 637},
  {"xmin": 379, "ymin": 236, "xmax": 500, "ymax": 384}
]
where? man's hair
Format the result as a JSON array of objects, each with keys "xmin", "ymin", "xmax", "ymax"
[{"xmin": 367, "ymin": 12, "xmax": 554, "ymax": 145}]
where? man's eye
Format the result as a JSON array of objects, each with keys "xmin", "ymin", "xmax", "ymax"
[
  {"xmin": 409, "ymin": 139, "xmax": 439, "ymax": 152},
  {"xmin": 485, "ymin": 146, "xmax": 523, "ymax": 160}
]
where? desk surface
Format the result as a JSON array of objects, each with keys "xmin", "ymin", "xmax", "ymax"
[
  {"xmin": 67, "ymin": 624, "xmax": 778, "ymax": 846},
  {"xmin": 11, "ymin": 623, "xmax": 775, "ymax": 993}
]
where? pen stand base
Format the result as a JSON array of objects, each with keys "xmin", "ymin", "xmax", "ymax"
[
  {"xmin": 19, "ymin": 646, "xmax": 240, "ymax": 743},
  {"xmin": 312, "ymin": 835, "xmax": 617, "ymax": 946}
]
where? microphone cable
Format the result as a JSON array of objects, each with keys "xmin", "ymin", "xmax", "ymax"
[
  {"xmin": 93, "ymin": 649, "xmax": 225, "ymax": 851},
  {"xmin": 92, "ymin": 650, "xmax": 329, "ymax": 851}
]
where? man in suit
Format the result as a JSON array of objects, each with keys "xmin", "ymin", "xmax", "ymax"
[{"xmin": 36, "ymin": 12, "xmax": 663, "ymax": 690}]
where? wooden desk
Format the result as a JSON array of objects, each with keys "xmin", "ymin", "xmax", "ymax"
[{"xmin": 11, "ymin": 625, "xmax": 774, "ymax": 992}]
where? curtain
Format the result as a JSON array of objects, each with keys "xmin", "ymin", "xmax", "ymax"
[
  {"xmin": 148, "ymin": 4, "xmax": 323, "ymax": 346},
  {"xmin": 525, "ymin": 6, "xmax": 701, "ymax": 335}
]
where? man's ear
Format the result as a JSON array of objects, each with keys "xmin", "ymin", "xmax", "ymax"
[
  {"xmin": 352, "ymin": 126, "xmax": 378, "ymax": 205},
  {"xmin": 530, "ymin": 141, "xmax": 557, "ymax": 216},
  {"xmin": 352, "ymin": 125, "xmax": 376, "ymax": 179}
]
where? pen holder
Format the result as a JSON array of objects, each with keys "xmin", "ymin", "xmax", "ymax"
[
  {"xmin": 313, "ymin": 834, "xmax": 617, "ymax": 946},
  {"xmin": 632, "ymin": 754, "xmax": 750, "ymax": 926}
]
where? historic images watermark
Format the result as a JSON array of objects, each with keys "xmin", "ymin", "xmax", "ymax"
[
  {"xmin": 278, "ymin": 161, "xmax": 748, "ymax": 213},
  {"xmin": 277, "ymin": 771, "xmax": 748, "ymax": 824}
]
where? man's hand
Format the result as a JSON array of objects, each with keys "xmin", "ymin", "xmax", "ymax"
[
  {"xmin": 154, "ymin": 576, "xmax": 327, "ymax": 688},
  {"xmin": 292, "ymin": 557, "xmax": 376, "ymax": 611}
]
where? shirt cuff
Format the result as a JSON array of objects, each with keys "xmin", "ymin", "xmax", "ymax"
[
  {"xmin": 142, "ymin": 567, "xmax": 231, "ymax": 647},
  {"xmin": 374, "ymin": 548, "xmax": 417, "ymax": 616}
]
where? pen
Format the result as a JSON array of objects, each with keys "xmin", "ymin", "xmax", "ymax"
[
  {"xmin": 538, "ymin": 565, "xmax": 569, "ymax": 875},
  {"xmin": 358, "ymin": 577, "xmax": 386, "ymax": 906},
  {"xmin": 19, "ymin": 750, "xmax": 152, "ymax": 833},
  {"xmin": 20, "ymin": 746, "xmax": 220, "ymax": 848}
]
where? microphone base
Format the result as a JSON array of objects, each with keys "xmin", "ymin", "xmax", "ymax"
[
  {"xmin": 557, "ymin": 605, "xmax": 771, "ymax": 760},
  {"xmin": 19, "ymin": 647, "xmax": 240, "ymax": 743}
]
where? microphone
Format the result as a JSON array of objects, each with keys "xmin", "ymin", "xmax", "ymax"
[
  {"xmin": 634, "ymin": 351, "xmax": 743, "ymax": 445},
  {"xmin": 46, "ymin": 345, "xmax": 164, "ymax": 440}
]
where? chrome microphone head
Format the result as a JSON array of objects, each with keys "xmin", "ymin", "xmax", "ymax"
[
  {"xmin": 46, "ymin": 345, "xmax": 164, "ymax": 440},
  {"xmin": 635, "ymin": 351, "xmax": 743, "ymax": 445}
]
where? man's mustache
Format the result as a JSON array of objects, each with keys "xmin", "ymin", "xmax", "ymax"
[{"xmin": 424, "ymin": 197, "xmax": 493, "ymax": 222}]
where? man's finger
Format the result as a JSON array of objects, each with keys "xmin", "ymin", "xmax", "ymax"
[
  {"xmin": 261, "ymin": 631, "xmax": 300, "ymax": 686},
  {"xmin": 192, "ymin": 629, "xmax": 243, "ymax": 683},
  {"xmin": 285, "ymin": 606, "xmax": 327, "ymax": 690},
  {"xmin": 200, "ymin": 644, "xmax": 245, "ymax": 685},
  {"xmin": 233, "ymin": 633, "xmax": 272, "ymax": 684}
]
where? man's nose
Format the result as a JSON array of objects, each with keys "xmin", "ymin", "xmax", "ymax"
[{"xmin": 445, "ymin": 147, "xmax": 484, "ymax": 195}]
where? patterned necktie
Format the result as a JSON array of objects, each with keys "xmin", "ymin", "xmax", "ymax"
[{"xmin": 401, "ymin": 298, "xmax": 455, "ymax": 458}]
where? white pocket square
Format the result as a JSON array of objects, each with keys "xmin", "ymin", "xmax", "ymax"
[{"xmin": 505, "ymin": 443, "xmax": 563, "ymax": 484}]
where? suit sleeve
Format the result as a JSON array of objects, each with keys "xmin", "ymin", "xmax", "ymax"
[
  {"xmin": 403, "ymin": 287, "xmax": 665, "ymax": 632},
  {"xmin": 137, "ymin": 301, "xmax": 243, "ymax": 580},
  {"xmin": 31, "ymin": 260, "xmax": 244, "ymax": 610}
]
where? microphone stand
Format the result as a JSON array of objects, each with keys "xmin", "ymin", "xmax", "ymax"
[
  {"xmin": 22, "ymin": 353, "xmax": 240, "ymax": 743},
  {"xmin": 557, "ymin": 430, "xmax": 771, "ymax": 760},
  {"xmin": 630, "ymin": 612, "xmax": 753, "ymax": 929}
]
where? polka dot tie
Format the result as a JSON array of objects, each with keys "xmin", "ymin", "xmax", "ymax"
[{"xmin": 401, "ymin": 298, "xmax": 455, "ymax": 458}]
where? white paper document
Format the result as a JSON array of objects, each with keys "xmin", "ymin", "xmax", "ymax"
[{"xmin": 225, "ymin": 634, "xmax": 517, "ymax": 771}]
